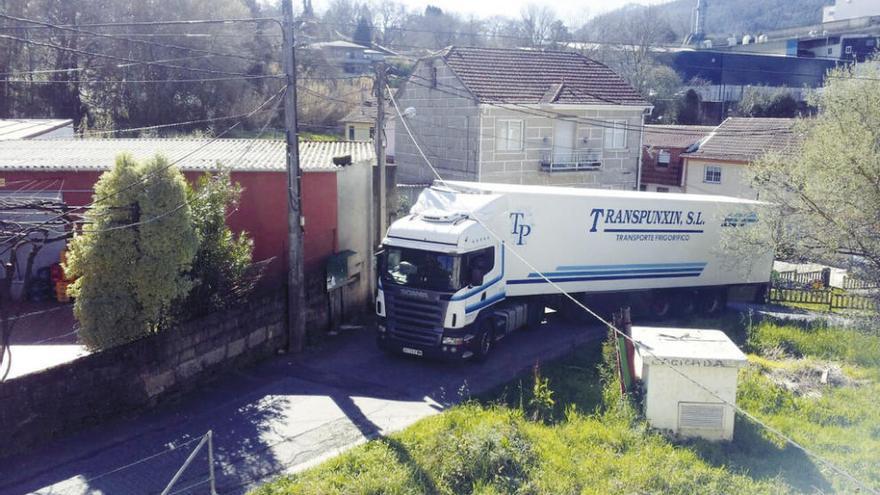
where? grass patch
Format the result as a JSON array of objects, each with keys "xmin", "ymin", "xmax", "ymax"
[{"xmin": 252, "ymin": 313, "xmax": 880, "ymax": 495}]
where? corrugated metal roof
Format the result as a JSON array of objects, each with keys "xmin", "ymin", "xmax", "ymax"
[
  {"xmin": 0, "ymin": 139, "xmax": 374, "ymax": 172},
  {"xmin": 0, "ymin": 119, "xmax": 73, "ymax": 140},
  {"xmin": 439, "ymin": 47, "xmax": 649, "ymax": 106},
  {"xmin": 683, "ymin": 118, "xmax": 802, "ymax": 162}
]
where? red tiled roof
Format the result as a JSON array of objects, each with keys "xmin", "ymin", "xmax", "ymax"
[
  {"xmin": 683, "ymin": 117, "xmax": 802, "ymax": 162},
  {"xmin": 643, "ymin": 125, "xmax": 714, "ymax": 149},
  {"xmin": 441, "ymin": 47, "xmax": 648, "ymax": 106}
]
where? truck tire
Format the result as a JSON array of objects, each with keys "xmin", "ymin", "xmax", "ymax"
[
  {"xmin": 526, "ymin": 302, "xmax": 544, "ymax": 329},
  {"xmin": 699, "ymin": 289, "xmax": 726, "ymax": 315},
  {"xmin": 672, "ymin": 291, "xmax": 697, "ymax": 317},
  {"xmin": 649, "ymin": 291, "xmax": 672, "ymax": 319},
  {"xmin": 473, "ymin": 320, "xmax": 494, "ymax": 363}
]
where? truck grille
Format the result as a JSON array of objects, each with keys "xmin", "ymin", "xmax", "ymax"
[{"xmin": 385, "ymin": 291, "xmax": 444, "ymax": 346}]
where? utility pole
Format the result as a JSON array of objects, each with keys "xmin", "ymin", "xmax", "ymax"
[
  {"xmin": 281, "ymin": 0, "xmax": 305, "ymax": 352},
  {"xmin": 374, "ymin": 61, "xmax": 387, "ymax": 245}
]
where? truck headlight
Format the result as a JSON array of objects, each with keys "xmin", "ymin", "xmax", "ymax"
[
  {"xmin": 377, "ymin": 323, "xmax": 386, "ymax": 333},
  {"xmin": 442, "ymin": 334, "xmax": 473, "ymax": 346}
]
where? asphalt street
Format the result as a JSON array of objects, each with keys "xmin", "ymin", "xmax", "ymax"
[{"xmin": 0, "ymin": 312, "xmax": 603, "ymax": 495}]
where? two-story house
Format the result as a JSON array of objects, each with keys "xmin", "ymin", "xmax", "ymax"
[
  {"xmin": 641, "ymin": 125, "xmax": 713, "ymax": 193},
  {"xmin": 393, "ymin": 47, "xmax": 651, "ymax": 188},
  {"xmin": 681, "ymin": 117, "xmax": 800, "ymax": 199},
  {"xmin": 340, "ymin": 99, "xmax": 396, "ymax": 161}
]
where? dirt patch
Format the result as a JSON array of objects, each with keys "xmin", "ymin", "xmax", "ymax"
[{"xmin": 765, "ymin": 359, "xmax": 863, "ymax": 398}]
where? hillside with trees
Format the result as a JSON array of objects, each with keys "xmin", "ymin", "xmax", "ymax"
[{"xmin": 580, "ymin": 0, "xmax": 831, "ymax": 43}]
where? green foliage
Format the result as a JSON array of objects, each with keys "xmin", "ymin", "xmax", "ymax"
[
  {"xmin": 750, "ymin": 60, "xmax": 880, "ymax": 286},
  {"xmin": 736, "ymin": 87, "xmax": 800, "ymax": 118},
  {"xmin": 252, "ymin": 317, "xmax": 880, "ymax": 495},
  {"xmin": 181, "ymin": 170, "xmax": 254, "ymax": 319},
  {"xmin": 66, "ymin": 154, "xmax": 198, "ymax": 350},
  {"xmin": 748, "ymin": 320, "xmax": 880, "ymax": 368},
  {"xmin": 528, "ymin": 363, "xmax": 554, "ymax": 422},
  {"xmin": 352, "ymin": 15, "xmax": 373, "ymax": 46}
]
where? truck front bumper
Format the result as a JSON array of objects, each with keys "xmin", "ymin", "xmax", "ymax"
[{"xmin": 376, "ymin": 320, "xmax": 476, "ymax": 361}]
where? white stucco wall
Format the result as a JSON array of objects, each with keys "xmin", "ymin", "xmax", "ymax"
[
  {"xmin": 335, "ymin": 159, "xmax": 373, "ymax": 311},
  {"xmin": 683, "ymin": 158, "xmax": 758, "ymax": 199}
]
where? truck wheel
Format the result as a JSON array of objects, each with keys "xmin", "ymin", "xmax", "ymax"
[
  {"xmin": 526, "ymin": 302, "xmax": 544, "ymax": 329},
  {"xmin": 649, "ymin": 292, "xmax": 672, "ymax": 319},
  {"xmin": 699, "ymin": 290, "xmax": 726, "ymax": 315},
  {"xmin": 473, "ymin": 321, "xmax": 494, "ymax": 362},
  {"xmin": 673, "ymin": 291, "xmax": 697, "ymax": 317}
]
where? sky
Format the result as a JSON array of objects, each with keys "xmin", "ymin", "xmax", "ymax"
[{"xmin": 312, "ymin": 0, "xmax": 673, "ymax": 24}]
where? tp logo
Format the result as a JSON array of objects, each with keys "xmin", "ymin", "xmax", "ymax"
[{"xmin": 510, "ymin": 212, "xmax": 532, "ymax": 245}]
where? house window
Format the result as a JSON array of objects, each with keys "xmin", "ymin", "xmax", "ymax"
[
  {"xmin": 431, "ymin": 66, "xmax": 438, "ymax": 88},
  {"xmin": 704, "ymin": 165, "xmax": 722, "ymax": 184},
  {"xmin": 656, "ymin": 187, "xmax": 670, "ymax": 193},
  {"xmin": 496, "ymin": 119, "xmax": 524, "ymax": 151},
  {"xmin": 604, "ymin": 120, "xmax": 627, "ymax": 149},
  {"xmin": 639, "ymin": 184, "xmax": 647, "ymax": 191},
  {"xmin": 369, "ymin": 127, "xmax": 375, "ymax": 139},
  {"xmin": 657, "ymin": 150, "xmax": 670, "ymax": 167},
  {"xmin": 348, "ymin": 126, "xmax": 355, "ymax": 140}
]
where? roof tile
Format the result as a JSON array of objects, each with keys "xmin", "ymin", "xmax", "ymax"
[{"xmin": 441, "ymin": 47, "xmax": 648, "ymax": 106}]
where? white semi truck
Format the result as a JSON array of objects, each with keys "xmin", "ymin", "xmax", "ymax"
[{"xmin": 376, "ymin": 181, "xmax": 774, "ymax": 361}]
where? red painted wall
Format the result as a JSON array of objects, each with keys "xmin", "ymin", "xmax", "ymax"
[
  {"xmin": 641, "ymin": 147, "xmax": 687, "ymax": 188},
  {"xmin": 0, "ymin": 169, "xmax": 338, "ymax": 281}
]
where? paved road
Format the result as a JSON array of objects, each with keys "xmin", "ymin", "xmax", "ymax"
[{"xmin": 0, "ymin": 313, "xmax": 603, "ymax": 495}]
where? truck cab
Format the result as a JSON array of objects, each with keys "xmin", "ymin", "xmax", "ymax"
[{"xmin": 376, "ymin": 208, "xmax": 520, "ymax": 361}]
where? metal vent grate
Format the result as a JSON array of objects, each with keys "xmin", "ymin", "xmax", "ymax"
[{"xmin": 678, "ymin": 402, "xmax": 724, "ymax": 430}]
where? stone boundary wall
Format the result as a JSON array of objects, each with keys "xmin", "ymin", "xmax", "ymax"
[{"xmin": 0, "ymin": 293, "xmax": 286, "ymax": 459}]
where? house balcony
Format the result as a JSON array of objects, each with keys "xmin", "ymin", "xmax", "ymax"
[{"xmin": 540, "ymin": 150, "xmax": 602, "ymax": 172}]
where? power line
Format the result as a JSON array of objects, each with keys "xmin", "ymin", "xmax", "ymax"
[
  {"xmin": 0, "ymin": 17, "xmax": 280, "ymax": 29},
  {"xmin": 0, "ymin": 85, "xmax": 287, "ymax": 257},
  {"xmin": 0, "ymin": 33, "xmax": 257, "ymax": 77},
  {"xmin": 0, "ymin": 53, "xmax": 224, "ymax": 77},
  {"xmin": 1, "ymin": 75, "xmax": 281, "ymax": 84},
  {"xmin": 401, "ymin": 75, "xmax": 802, "ymax": 138},
  {"xmin": 387, "ymin": 86, "xmax": 879, "ymax": 495},
  {"xmin": 0, "ymin": 13, "xmax": 266, "ymax": 63}
]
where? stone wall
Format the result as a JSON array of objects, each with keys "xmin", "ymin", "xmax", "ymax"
[{"xmin": 0, "ymin": 293, "xmax": 286, "ymax": 459}]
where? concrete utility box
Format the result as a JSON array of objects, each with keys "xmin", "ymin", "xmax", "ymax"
[{"xmin": 631, "ymin": 327, "xmax": 747, "ymax": 441}]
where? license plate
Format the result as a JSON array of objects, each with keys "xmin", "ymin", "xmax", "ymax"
[{"xmin": 402, "ymin": 347, "xmax": 423, "ymax": 356}]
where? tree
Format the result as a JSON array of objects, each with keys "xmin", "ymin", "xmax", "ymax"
[
  {"xmin": 353, "ymin": 15, "xmax": 373, "ymax": 46},
  {"xmin": 748, "ymin": 60, "xmax": 880, "ymax": 286},
  {"xmin": 678, "ymin": 89, "xmax": 703, "ymax": 124},
  {"xmin": 737, "ymin": 86, "xmax": 800, "ymax": 118},
  {"xmin": 181, "ymin": 170, "xmax": 255, "ymax": 319},
  {"xmin": 65, "ymin": 154, "xmax": 198, "ymax": 349}
]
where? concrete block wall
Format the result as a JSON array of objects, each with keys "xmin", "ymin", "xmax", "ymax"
[
  {"xmin": 394, "ymin": 59, "xmax": 480, "ymax": 184},
  {"xmin": 0, "ymin": 293, "xmax": 286, "ymax": 459},
  {"xmin": 478, "ymin": 107, "xmax": 642, "ymax": 189}
]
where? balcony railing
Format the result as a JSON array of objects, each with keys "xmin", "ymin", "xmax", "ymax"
[{"xmin": 540, "ymin": 150, "xmax": 602, "ymax": 172}]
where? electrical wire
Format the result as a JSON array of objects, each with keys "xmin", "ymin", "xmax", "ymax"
[
  {"xmin": 0, "ymin": 33, "xmax": 257, "ymax": 77},
  {"xmin": 387, "ymin": 85, "xmax": 880, "ymax": 495},
  {"xmin": 0, "ymin": 85, "xmax": 286, "ymax": 257},
  {"xmin": 1, "ymin": 75, "xmax": 281, "ymax": 84},
  {"xmin": 0, "ymin": 13, "xmax": 266, "ymax": 63},
  {"xmin": 401, "ymin": 74, "xmax": 804, "ymax": 138}
]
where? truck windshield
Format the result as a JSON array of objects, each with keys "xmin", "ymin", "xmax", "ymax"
[{"xmin": 383, "ymin": 247, "xmax": 462, "ymax": 292}]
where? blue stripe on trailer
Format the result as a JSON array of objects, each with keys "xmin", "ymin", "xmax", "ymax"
[
  {"xmin": 508, "ymin": 272, "xmax": 703, "ymax": 285},
  {"xmin": 465, "ymin": 292, "xmax": 506, "ymax": 313},
  {"xmin": 527, "ymin": 267, "xmax": 706, "ymax": 278},
  {"xmin": 554, "ymin": 262, "xmax": 707, "ymax": 271}
]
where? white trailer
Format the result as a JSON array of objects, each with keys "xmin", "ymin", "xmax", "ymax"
[{"xmin": 376, "ymin": 181, "xmax": 774, "ymax": 361}]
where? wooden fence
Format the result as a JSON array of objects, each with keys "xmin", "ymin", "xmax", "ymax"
[
  {"xmin": 774, "ymin": 269, "xmax": 827, "ymax": 287},
  {"xmin": 770, "ymin": 288, "xmax": 878, "ymax": 311},
  {"xmin": 842, "ymin": 276, "xmax": 879, "ymax": 290}
]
